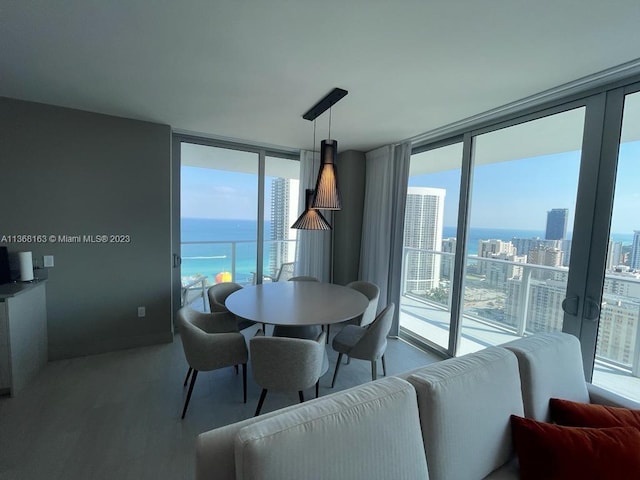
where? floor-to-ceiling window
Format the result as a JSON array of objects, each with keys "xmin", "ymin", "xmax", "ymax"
[
  {"xmin": 400, "ymin": 142, "xmax": 462, "ymax": 353},
  {"xmin": 591, "ymin": 88, "xmax": 640, "ymax": 399},
  {"xmin": 399, "ymin": 78, "xmax": 640, "ymax": 402},
  {"xmin": 172, "ymin": 137, "xmax": 299, "ymax": 311}
]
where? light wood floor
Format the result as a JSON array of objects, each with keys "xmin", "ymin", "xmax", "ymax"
[{"xmin": 0, "ymin": 324, "xmax": 441, "ymax": 480}]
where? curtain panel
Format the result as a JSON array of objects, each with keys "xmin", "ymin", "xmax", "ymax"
[
  {"xmin": 359, "ymin": 142, "xmax": 411, "ymax": 335},
  {"xmin": 295, "ymin": 149, "xmax": 332, "ymax": 282}
]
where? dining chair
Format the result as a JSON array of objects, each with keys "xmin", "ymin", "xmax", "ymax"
[
  {"xmin": 324, "ymin": 280, "xmax": 380, "ymax": 343},
  {"xmin": 345, "ymin": 281, "xmax": 380, "ymax": 327},
  {"xmin": 288, "ymin": 276, "xmax": 319, "ymax": 282},
  {"xmin": 250, "ymin": 329, "xmax": 328, "ymax": 416},
  {"xmin": 208, "ymin": 282, "xmax": 256, "ymax": 331},
  {"xmin": 177, "ymin": 307, "xmax": 248, "ymax": 419},
  {"xmin": 330, "ymin": 303, "xmax": 395, "ymax": 388}
]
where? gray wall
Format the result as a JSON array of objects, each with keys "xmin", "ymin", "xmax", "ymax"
[
  {"xmin": 0, "ymin": 97, "xmax": 173, "ymax": 359},
  {"xmin": 332, "ymin": 150, "xmax": 366, "ymax": 285}
]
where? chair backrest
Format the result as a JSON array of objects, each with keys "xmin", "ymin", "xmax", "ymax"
[
  {"xmin": 178, "ymin": 307, "xmax": 247, "ymax": 372},
  {"xmin": 208, "ymin": 282, "xmax": 243, "ymax": 313},
  {"xmin": 275, "ymin": 261, "xmax": 295, "ymax": 281},
  {"xmin": 288, "ymin": 276, "xmax": 319, "ymax": 282},
  {"xmin": 349, "ymin": 303, "xmax": 395, "ymax": 360},
  {"xmin": 346, "ymin": 281, "xmax": 380, "ymax": 326},
  {"xmin": 250, "ymin": 331, "xmax": 327, "ymax": 391}
]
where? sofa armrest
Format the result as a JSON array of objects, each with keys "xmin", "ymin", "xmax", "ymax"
[{"xmin": 587, "ymin": 383, "xmax": 640, "ymax": 409}]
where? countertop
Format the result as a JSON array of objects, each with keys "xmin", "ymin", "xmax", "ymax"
[{"xmin": 0, "ymin": 280, "xmax": 47, "ymax": 300}]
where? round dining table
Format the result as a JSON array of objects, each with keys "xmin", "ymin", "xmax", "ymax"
[{"xmin": 225, "ymin": 281, "xmax": 369, "ymax": 328}]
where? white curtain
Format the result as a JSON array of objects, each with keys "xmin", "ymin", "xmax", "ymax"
[
  {"xmin": 359, "ymin": 142, "xmax": 411, "ymax": 335},
  {"xmin": 295, "ymin": 149, "xmax": 332, "ymax": 282}
]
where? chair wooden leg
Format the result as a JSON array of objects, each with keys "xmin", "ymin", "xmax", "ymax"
[
  {"xmin": 299, "ymin": 391, "xmax": 305, "ymax": 403},
  {"xmin": 371, "ymin": 361, "xmax": 377, "ymax": 381},
  {"xmin": 255, "ymin": 389, "xmax": 268, "ymax": 416},
  {"xmin": 331, "ymin": 353, "xmax": 344, "ymax": 388},
  {"xmin": 315, "ymin": 381, "xmax": 319, "ymax": 398},
  {"xmin": 181, "ymin": 370, "xmax": 198, "ymax": 419},
  {"xmin": 381, "ymin": 355, "xmax": 387, "ymax": 376},
  {"xmin": 242, "ymin": 364, "xmax": 247, "ymax": 404},
  {"xmin": 183, "ymin": 367, "xmax": 193, "ymax": 387},
  {"xmin": 234, "ymin": 364, "xmax": 239, "ymax": 374}
]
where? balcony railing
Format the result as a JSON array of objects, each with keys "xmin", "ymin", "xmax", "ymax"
[
  {"xmin": 180, "ymin": 238, "xmax": 297, "ymax": 287},
  {"xmin": 400, "ymin": 246, "xmax": 640, "ymax": 381}
]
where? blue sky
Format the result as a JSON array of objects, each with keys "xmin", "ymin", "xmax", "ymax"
[
  {"xmin": 183, "ymin": 141, "xmax": 639, "ymax": 234},
  {"xmin": 409, "ymin": 141, "xmax": 640, "ymax": 235}
]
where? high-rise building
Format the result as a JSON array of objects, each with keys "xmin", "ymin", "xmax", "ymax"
[
  {"xmin": 607, "ymin": 240, "xmax": 624, "ymax": 271},
  {"xmin": 528, "ymin": 246, "xmax": 563, "ymax": 280},
  {"xmin": 269, "ymin": 178, "xmax": 298, "ymax": 276},
  {"xmin": 403, "ymin": 186, "xmax": 445, "ymax": 294},
  {"xmin": 631, "ymin": 231, "xmax": 640, "ymax": 270},
  {"xmin": 545, "ymin": 208, "xmax": 569, "ymax": 240},
  {"xmin": 441, "ymin": 237, "xmax": 456, "ymax": 279},
  {"xmin": 477, "ymin": 239, "xmax": 516, "ymax": 276}
]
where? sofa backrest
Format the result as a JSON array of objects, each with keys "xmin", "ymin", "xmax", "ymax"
[
  {"xmin": 407, "ymin": 347, "xmax": 523, "ymax": 480},
  {"xmin": 197, "ymin": 376, "xmax": 429, "ymax": 480},
  {"xmin": 501, "ymin": 332, "xmax": 590, "ymax": 421},
  {"xmin": 233, "ymin": 376, "xmax": 429, "ymax": 480}
]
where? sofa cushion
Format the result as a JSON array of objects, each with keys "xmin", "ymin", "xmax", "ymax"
[
  {"xmin": 502, "ymin": 332, "xmax": 589, "ymax": 421},
  {"xmin": 550, "ymin": 397, "xmax": 640, "ymax": 430},
  {"xmin": 407, "ymin": 347, "xmax": 523, "ymax": 480},
  {"xmin": 511, "ymin": 415, "xmax": 640, "ymax": 480},
  {"xmin": 234, "ymin": 376, "xmax": 429, "ymax": 480}
]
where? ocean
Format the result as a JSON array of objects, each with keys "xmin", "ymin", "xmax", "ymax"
[{"xmin": 181, "ymin": 218, "xmax": 635, "ymax": 285}]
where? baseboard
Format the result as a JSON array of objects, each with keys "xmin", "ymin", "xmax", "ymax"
[{"xmin": 48, "ymin": 331, "xmax": 174, "ymax": 361}]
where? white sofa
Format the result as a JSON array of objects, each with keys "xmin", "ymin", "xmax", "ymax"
[{"xmin": 196, "ymin": 333, "xmax": 639, "ymax": 480}]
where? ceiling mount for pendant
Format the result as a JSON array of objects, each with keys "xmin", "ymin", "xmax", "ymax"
[{"xmin": 302, "ymin": 88, "xmax": 348, "ymax": 121}]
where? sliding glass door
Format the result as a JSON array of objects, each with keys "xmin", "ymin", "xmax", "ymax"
[
  {"xmin": 172, "ymin": 137, "xmax": 299, "ymax": 314},
  {"xmin": 590, "ymin": 87, "xmax": 640, "ymax": 399},
  {"xmin": 400, "ymin": 80, "xmax": 640, "ymax": 402},
  {"xmin": 459, "ymin": 107, "xmax": 585, "ymax": 354}
]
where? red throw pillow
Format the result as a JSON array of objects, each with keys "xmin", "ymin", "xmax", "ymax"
[
  {"xmin": 550, "ymin": 397, "xmax": 640, "ymax": 429},
  {"xmin": 510, "ymin": 415, "xmax": 640, "ymax": 480}
]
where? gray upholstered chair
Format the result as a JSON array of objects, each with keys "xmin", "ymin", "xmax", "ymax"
[
  {"xmin": 177, "ymin": 307, "xmax": 248, "ymax": 419},
  {"xmin": 208, "ymin": 282, "xmax": 256, "ymax": 331},
  {"xmin": 288, "ymin": 276, "xmax": 319, "ymax": 282},
  {"xmin": 250, "ymin": 330, "xmax": 328, "ymax": 416},
  {"xmin": 331, "ymin": 303, "xmax": 395, "ymax": 387},
  {"xmin": 325, "ymin": 280, "xmax": 380, "ymax": 341},
  {"xmin": 345, "ymin": 281, "xmax": 380, "ymax": 327}
]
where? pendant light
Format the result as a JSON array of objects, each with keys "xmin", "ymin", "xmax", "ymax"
[
  {"xmin": 302, "ymin": 88, "xmax": 347, "ymax": 211},
  {"xmin": 291, "ymin": 189, "xmax": 332, "ymax": 230}
]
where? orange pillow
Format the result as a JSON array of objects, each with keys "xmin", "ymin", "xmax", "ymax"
[
  {"xmin": 550, "ymin": 397, "xmax": 640, "ymax": 429},
  {"xmin": 510, "ymin": 415, "xmax": 640, "ymax": 480}
]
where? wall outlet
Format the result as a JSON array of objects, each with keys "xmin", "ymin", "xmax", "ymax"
[
  {"xmin": 137, "ymin": 306, "xmax": 146, "ymax": 318},
  {"xmin": 43, "ymin": 255, "xmax": 54, "ymax": 267}
]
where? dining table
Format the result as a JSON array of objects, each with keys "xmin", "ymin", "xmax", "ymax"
[{"xmin": 225, "ymin": 281, "xmax": 369, "ymax": 333}]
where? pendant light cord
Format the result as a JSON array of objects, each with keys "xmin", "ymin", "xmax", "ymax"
[{"xmin": 328, "ymin": 105, "xmax": 332, "ymax": 140}]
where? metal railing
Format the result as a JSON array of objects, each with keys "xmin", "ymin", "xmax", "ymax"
[
  {"xmin": 180, "ymin": 238, "xmax": 297, "ymax": 286},
  {"xmin": 401, "ymin": 246, "xmax": 640, "ymax": 377}
]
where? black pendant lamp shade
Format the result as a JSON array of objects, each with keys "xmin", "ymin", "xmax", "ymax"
[
  {"xmin": 312, "ymin": 139, "xmax": 341, "ymax": 210},
  {"xmin": 291, "ymin": 189, "xmax": 332, "ymax": 230}
]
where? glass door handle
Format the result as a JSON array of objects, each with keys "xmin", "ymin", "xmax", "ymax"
[
  {"xmin": 584, "ymin": 297, "xmax": 601, "ymax": 321},
  {"xmin": 562, "ymin": 296, "xmax": 579, "ymax": 316},
  {"xmin": 173, "ymin": 254, "xmax": 182, "ymax": 268}
]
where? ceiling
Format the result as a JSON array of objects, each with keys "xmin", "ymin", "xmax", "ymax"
[{"xmin": 2, "ymin": 1, "xmax": 640, "ymax": 152}]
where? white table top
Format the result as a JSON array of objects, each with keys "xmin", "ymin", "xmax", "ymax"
[{"xmin": 225, "ymin": 282, "xmax": 369, "ymax": 326}]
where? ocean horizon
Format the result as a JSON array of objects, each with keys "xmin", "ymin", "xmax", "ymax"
[{"xmin": 181, "ymin": 217, "xmax": 635, "ymax": 285}]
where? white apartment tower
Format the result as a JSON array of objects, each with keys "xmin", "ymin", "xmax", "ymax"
[
  {"xmin": 631, "ymin": 231, "xmax": 640, "ymax": 270},
  {"xmin": 403, "ymin": 187, "xmax": 446, "ymax": 294}
]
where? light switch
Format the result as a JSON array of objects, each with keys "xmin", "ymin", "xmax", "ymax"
[{"xmin": 43, "ymin": 255, "xmax": 54, "ymax": 267}]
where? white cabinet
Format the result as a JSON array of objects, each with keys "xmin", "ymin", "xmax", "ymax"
[{"xmin": 0, "ymin": 282, "xmax": 47, "ymax": 396}]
